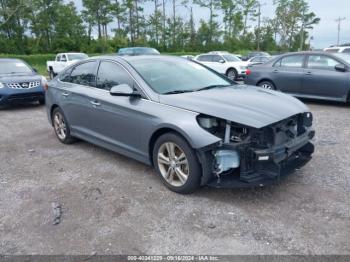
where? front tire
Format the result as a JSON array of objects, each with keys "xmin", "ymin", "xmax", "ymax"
[
  {"xmin": 52, "ymin": 107, "xmax": 76, "ymax": 144},
  {"xmin": 153, "ymin": 133, "xmax": 202, "ymax": 194}
]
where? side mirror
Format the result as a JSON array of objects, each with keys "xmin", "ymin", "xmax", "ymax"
[
  {"xmin": 218, "ymin": 59, "xmax": 225, "ymax": 64},
  {"xmin": 335, "ymin": 64, "xmax": 347, "ymax": 72},
  {"xmin": 110, "ymin": 84, "xmax": 141, "ymax": 97}
]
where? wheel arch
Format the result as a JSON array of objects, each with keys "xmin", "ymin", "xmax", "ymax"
[
  {"xmin": 148, "ymin": 127, "xmax": 192, "ymax": 166},
  {"xmin": 50, "ymin": 104, "xmax": 60, "ymax": 125},
  {"xmin": 225, "ymin": 67, "xmax": 238, "ymax": 75}
]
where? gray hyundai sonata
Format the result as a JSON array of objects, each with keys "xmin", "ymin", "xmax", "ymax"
[{"xmin": 46, "ymin": 55, "xmax": 315, "ymax": 194}]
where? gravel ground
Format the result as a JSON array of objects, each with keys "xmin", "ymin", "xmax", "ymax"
[{"xmin": 0, "ymin": 101, "xmax": 349, "ymax": 255}]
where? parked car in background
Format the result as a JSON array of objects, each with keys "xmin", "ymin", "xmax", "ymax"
[
  {"xmin": 0, "ymin": 58, "xmax": 47, "ymax": 106},
  {"xmin": 194, "ymin": 52, "xmax": 249, "ymax": 80},
  {"xmin": 324, "ymin": 46, "xmax": 350, "ymax": 54},
  {"xmin": 244, "ymin": 51, "xmax": 350, "ymax": 103},
  {"xmin": 181, "ymin": 55, "xmax": 195, "ymax": 60},
  {"xmin": 47, "ymin": 53, "xmax": 88, "ymax": 79},
  {"xmin": 117, "ymin": 47, "xmax": 160, "ymax": 56},
  {"xmin": 247, "ymin": 56, "xmax": 272, "ymax": 66},
  {"xmin": 46, "ymin": 55, "xmax": 314, "ymax": 194},
  {"xmin": 242, "ymin": 51, "xmax": 270, "ymax": 61}
]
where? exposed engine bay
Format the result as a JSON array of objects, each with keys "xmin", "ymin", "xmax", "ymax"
[{"xmin": 197, "ymin": 113, "xmax": 315, "ymax": 187}]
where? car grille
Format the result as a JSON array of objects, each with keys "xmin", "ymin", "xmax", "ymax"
[
  {"xmin": 7, "ymin": 93, "xmax": 44, "ymax": 101},
  {"xmin": 7, "ymin": 81, "xmax": 40, "ymax": 89}
]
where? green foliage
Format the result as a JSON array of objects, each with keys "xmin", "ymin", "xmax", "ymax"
[{"xmin": 0, "ymin": 0, "xmax": 319, "ymax": 55}]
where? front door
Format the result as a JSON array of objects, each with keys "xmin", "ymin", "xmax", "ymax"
[
  {"xmin": 87, "ymin": 60, "xmax": 146, "ymax": 157},
  {"xmin": 302, "ymin": 54, "xmax": 349, "ymax": 100}
]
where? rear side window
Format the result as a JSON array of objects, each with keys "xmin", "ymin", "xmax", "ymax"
[
  {"xmin": 70, "ymin": 61, "xmax": 97, "ymax": 87},
  {"xmin": 96, "ymin": 61, "xmax": 134, "ymax": 90},
  {"xmin": 197, "ymin": 55, "xmax": 212, "ymax": 62},
  {"xmin": 307, "ymin": 55, "xmax": 339, "ymax": 70},
  {"xmin": 212, "ymin": 55, "xmax": 223, "ymax": 62},
  {"xmin": 275, "ymin": 55, "xmax": 304, "ymax": 68},
  {"xmin": 59, "ymin": 68, "xmax": 72, "ymax": 82},
  {"xmin": 342, "ymin": 48, "xmax": 350, "ymax": 53}
]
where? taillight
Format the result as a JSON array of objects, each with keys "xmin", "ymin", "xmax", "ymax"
[{"xmin": 246, "ymin": 69, "xmax": 251, "ymax": 75}]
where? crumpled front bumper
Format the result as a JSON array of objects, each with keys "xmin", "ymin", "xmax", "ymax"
[{"xmin": 199, "ymin": 132, "xmax": 315, "ymax": 188}]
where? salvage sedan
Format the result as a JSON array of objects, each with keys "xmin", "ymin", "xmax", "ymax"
[{"xmin": 46, "ymin": 55, "xmax": 315, "ymax": 194}]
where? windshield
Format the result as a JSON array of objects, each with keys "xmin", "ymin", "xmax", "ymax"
[
  {"xmin": 223, "ymin": 55, "xmax": 241, "ymax": 62},
  {"xmin": 0, "ymin": 60, "xmax": 33, "ymax": 74},
  {"xmin": 130, "ymin": 58, "xmax": 232, "ymax": 94},
  {"xmin": 67, "ymin": 54, "xmax": 88, "ymax": 60},
  {"xmin": 334, "ymin": 53, "xmax": 350, "ymax": 64}
]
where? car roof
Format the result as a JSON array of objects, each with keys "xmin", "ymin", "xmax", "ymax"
[
  {"xmin": 0, "ymin": 58, "xmax": 24, "ymax": 62},
  {"xmin": 90, "ymin": 54, "xmax": 186, "ymax": 64}
]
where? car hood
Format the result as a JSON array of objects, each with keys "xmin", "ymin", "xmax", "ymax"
[
  {"xmin": 0, "ymin": 73, "xmax": 41, "ymax": 83},
  {"xmin": 159, "ymin": 85, "xmax": 309, "ymax": 129}
]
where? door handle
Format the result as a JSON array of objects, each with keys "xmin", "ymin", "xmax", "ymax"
[
  {"xmin": 90, "ymin": 100, "xmax": 101, "ymax": 106},
  {"xmin": 62, "ymin": 92, "xmax": 70, "ymax": 97},
  {"xmin": 305, "ymin": 72, "xmax": 312, "ymax": 75},
  {"xmin": 273, "ymin": 69, "xmax": 279, "ymax": 73}
]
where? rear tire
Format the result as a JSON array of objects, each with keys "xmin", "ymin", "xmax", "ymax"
[
  {"xmin": 152, "ymin": 133, "xmax": 202, "ymax": 194},
  {"xmin": 52, "ymin": 107, "xmax": 76, "ymax": 144},
  {"xmin": 258, "ymin": 80, "xmax": 275, "ymax": 90}
]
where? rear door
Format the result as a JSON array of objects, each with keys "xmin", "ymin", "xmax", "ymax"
[
  {"xmin": 58, "ymin": 60, "xmax": 99, "ymax": 137},
  {"xmin": 271, "ymin": 54, "xmax": 306, "ymax": 93},
  {"xmin": 302, "ymin": 54, "xmax": 348, "ymax": 99}
]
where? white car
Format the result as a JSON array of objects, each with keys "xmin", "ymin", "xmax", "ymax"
[
  {"xmin": 247, "ymin": 56, "xmax": 272, "ymax": 66},
  {"xmin": 324, "ymin": 46, "xmax": 350, "ymax": 54},
  {"xmin": 47, "ymin": 53, "xmax": 88, "ymax": 79},
  {"xmin": 194, "ymin": 52, "xmax": 249, "ymax": 80}
]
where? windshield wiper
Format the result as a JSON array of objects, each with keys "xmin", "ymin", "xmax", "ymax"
[
  {"xmin": 163, "ymin": 90, "xmax": 194, "ymax": 95},
  {"xmin": 195, "ymin": 84, "xmax": 231, "ymax": 92}
]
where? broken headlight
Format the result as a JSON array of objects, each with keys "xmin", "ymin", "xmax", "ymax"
[
  {"xmin": 197, "ymin": 115, "xmax": 250, "ymax": 143},
  {"xmin": 303, "ymin": 112, "xmax": 313, "ymax": 127}
]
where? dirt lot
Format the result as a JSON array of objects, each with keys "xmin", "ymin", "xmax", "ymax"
[{"xmin": 0, "ymin": 101, "xmax": 349, "ymax": 255}]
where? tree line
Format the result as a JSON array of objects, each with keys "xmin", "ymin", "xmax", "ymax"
[{"xmin": 0, "ymin": 0, "xmax": 320, "ymax": 54}]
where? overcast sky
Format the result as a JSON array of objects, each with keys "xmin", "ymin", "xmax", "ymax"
[{"xmin": 72, "ymin": 0, "xmax": 350, "ymax": 49}]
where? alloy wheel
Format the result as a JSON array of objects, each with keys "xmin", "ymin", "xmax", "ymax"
[
  {"xmin": 53, "ymin": 112, "xmax": 67, "ymax": 140},
  {"xmin": 157, "ymin": 142, "xmax": 189, "ymax": 187}
]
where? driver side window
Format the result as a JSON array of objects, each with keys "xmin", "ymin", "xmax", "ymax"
[
  {"xmin": 212, "ymin": 55, "xmax": 223, "ymax": 63},
  {"xmin": 307, "ymin": 55, "xmax": 340, "ymax": 71},
  {"xmin": 96, "ymin": 61, "xmax": 134, "ymax": 91}
]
